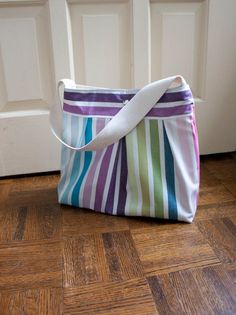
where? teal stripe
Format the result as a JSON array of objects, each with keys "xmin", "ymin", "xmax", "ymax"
[
  {"xmin": 59, "ymin": 117, "xmax": 87, "ymax": 205},
  {"xmin": 71, "ymin": 118, "xmax": 93, "ymax": 206},
  {"xmin": 163, "ymin": 123, "xmax": 178, "ymax": 220}
]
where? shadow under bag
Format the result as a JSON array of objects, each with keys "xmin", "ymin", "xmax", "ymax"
[{"xmin": 50, "ymin": 76, "xmax": 200, "ymax": 222}]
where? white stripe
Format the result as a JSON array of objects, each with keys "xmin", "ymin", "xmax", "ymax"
[
  {"xmin": 124, "ymin": 181, "xmax": 131, "ymax": 216},
  {"xmin": 64, "ymin": 84, "xmax": 189, "ymax": 94},
  {"xmin": 65, "ymin": 87, "xmax": 139, "ymax": 94},
  {"xmin": 60, "ymin": 113, "xmax": 69, "ymax": 170},
  {"xmin": 113, "ymin": 144, "xmax": 122, "ymax": 215},
  {"xmin": 145, "ymin": 120, "xmax": 155, "ymax": 217},
  {"xmin": 132, "ymin": 128, "xmax": 143, "ymax": 215},
  {"xmin": 146, "ymin": 113, "xmax": 193, "ymax": 120},
  {"xmin": 62, "ymin": 113, "xmax": 193, "ymax": 120},
  {"xmin": 65, "ymin": 100, "xmax": 124, "ymax": 108},
  {"xmin": 158, "ymin": 120, "xmax": 168, "ymax": 219},
  {"xmin": 64, "ymin": 99, "xmax": 193, "ymax": 109},
  {"xmin": 100, "ymin": 141, "xmax": 119, "ymax": 213}
]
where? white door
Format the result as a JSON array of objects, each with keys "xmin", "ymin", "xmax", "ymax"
[{"xmin": 0, "ymin": 0, "xmax": 235, "ymax": 177}]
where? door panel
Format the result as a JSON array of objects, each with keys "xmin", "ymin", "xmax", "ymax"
[
  {"xmin": 151, "ymin": 1, "xmax": 207, "ymax": 97},
  {"xmin": 0, "ymin": 1, "xmax": 59, "ymax": 177},
  {"xmin": 0, "ymin": 3, "xmax": 53, "ymax": 111},
  {"xmin": 69, "ymin": 1, "xmax": 131, "ymax": 88}
]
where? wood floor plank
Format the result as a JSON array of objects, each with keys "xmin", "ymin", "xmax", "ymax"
[
  {"xmin": 5, "ymin": 188, "xmax": 58, "ymax": 208},
  {"xmin": 223, "ymin": 179, "xmax": 236, "ymax": 197},
  {"xmin": 192, "ymin": 265, "xmax": 236, "ymax": 314},
  {"xmin": 102, "ymin": 230, "xmax": 144, "ymax": 280},
  {"xmin": 168, "ymin": 270, "xmax": 213, "ymax": 315},
  {"xmin": 63, "ymin": 208, "xmax": 129, "ymax": 237},
  {"xmin": 0, "ymin": 240, "xmax": 62, "ymax": 291},
  {"xmin": 0, "ymin": 182, "xmax": 11, "ymax": 205},
  {"xmin": 203, "ymin": 153, "xmax": 236, "ymax": 181},
  {"xmin": 197, "ymin": 217, "xmax": 236, "ymax": 263},
  {"xmin": 0, "ymin": 207, "xmax": 19, "ymax": 242},
  {"xmin": 0, "ymin": 288, "xmax": 63, "ymax": 315},
  {"xmin": 132, "ymin": 224, "xmax": 220, "ymax": 276},
  {"xmin": 147, "ymin": 275, "xmax": 185, "ymax": 315},
  {"xmin": 200, "ymin": 164, "xmax": 221, "ymax": 189},
  {"xmin": 127, "ymin": 216, "xmax": 168, "ymax": 230},
  {"xmin": 148, "ymin": 265, "xmax": 236, "ymax": 315},
  {"xmin": 63, "ymin": 234, "xmax": 109, "ymax": 287},
  {"xmin": 63, "ymin": 231, "xmax": 143, "ymax": 287},
  {"xmin": 224, "ymin": 263, "xmax": 236, "ymax": 284},
  {"xmin": 0, "ymin": 205, "xmax": 62, "ymax": 243},
  {"xmin": 195, "ymin": 201, "xmax": 236, "ymax": 221},
  {"xmin": 64, "ymin": 278, "xmax": 157, "ymax": 315},
  {"xmin": 23, "ymin": 205, "xmax": 62, "ymax": 241},
  {"xmin": 198, "ymin": 185, "xmax": 236, "ymax": 206},
  {"xmin": 9, "ymin": 174, "xmax": 59, "ymax": 193}
]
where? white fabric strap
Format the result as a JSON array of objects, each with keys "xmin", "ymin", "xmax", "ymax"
[{"xmin": 50, "ymin": 75, "xmax": 187, "ymax": 151}]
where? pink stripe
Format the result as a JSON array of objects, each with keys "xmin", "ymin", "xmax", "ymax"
[
  {"xmin": 190, "ymin": 110, "xmax": 200, "ymax": 206},
  {"xmin": 169, "ymin": 118, "xmax": 192, "ymax": 200},
  {"xmin": 177, "ymin": 115, "xmax": 199, "ymax": 220},
  {"xmin": 81, "ymin": 119, "xmax": 106, "ymax": 208},
  {"xmin": 190, "ymin": 111, "xmax": 200, "ymax": 172}
]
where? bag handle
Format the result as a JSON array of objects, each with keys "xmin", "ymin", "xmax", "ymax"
[{"xmin": 50, "ymin": 75, "xmax": 187, "ymax": 151}]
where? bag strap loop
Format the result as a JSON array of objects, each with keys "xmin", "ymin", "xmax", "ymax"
[{"xmin": 50, "ymin": 76, "xmax": 187, "ymax": 151}]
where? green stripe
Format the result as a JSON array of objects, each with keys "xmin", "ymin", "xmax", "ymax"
[
  {"xmin": 137, "ymin": 120, "xmax": 150, "ymax": 216},
  {"xmin": 150, "ymin": 120, "xmax": 164, "ymax": 218},
  {"xmin": 126, "ymin": 131, "xmax": 139, "ymax": 215}
]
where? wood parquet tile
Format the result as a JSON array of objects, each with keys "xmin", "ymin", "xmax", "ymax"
[
  {"xmin": 148, "ymin": 265, "xmax": 236, "ymax": 315},
  {"xmin": 64, "ymin": 279, "xmax": 157, "ymax": 315},
  {"xmin": 131, "ymin": 223, "xmax": 220, "ymax": 276},
  {"xmin": 0, "ymin": 240, "xmax": 62, "ymax": 292},
  {"xmin": 63, "ymin": 208, "xmax": 129, "ymax": 237},
  {"xmin": 0, "ymin": 288, "xmax": 63, "ymax": 315},
  {"xmin": 0, "ymin": 153, "xmax": 235, "ymax": 314}
]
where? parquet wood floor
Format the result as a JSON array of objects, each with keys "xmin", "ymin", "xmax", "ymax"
[{"xmin": 0, "ymin": 153, "xmax": 235, "ymax": 314}]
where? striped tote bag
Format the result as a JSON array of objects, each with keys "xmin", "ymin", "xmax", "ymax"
[{"xmin": 50, "ymin": 76, "xmax": 200, "ymax": 222}]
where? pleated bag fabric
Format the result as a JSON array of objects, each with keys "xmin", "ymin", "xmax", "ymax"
[{"xmin": 50, "ymin": 76, "xmax": 200, "ymax": 222}]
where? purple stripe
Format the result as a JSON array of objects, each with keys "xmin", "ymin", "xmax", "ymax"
[
  {"xmin": 117, "ymin": 138, "xmax": 128, "ymax": 215},
  {"xmin": 104, "ymin": 142, "xmax": 121, "ymax": 214},
  {"xmin": 148, "ymin": 104, "xmax": 193, "ymax": 117},
  {"xmin": 63, "ymin": 103, "xmax": 193, "ymax": 118},
  {"xmin": 64, "ymin": 91, "xmax": 135, "ymax": 103},
  {"xmin": 159, "ymin": 90, "xmax": 192, "ymax": 103},
  {"xmin": 81, "ymin": 119, "xmax": 106, "ymax": 209},
  {"xmin": 64, "ymin": 90, "xmax": 192, "ymax": 103},
  {"xmin": 94, "ymin": 144, "xmax": 114, "ymax": 211}
]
